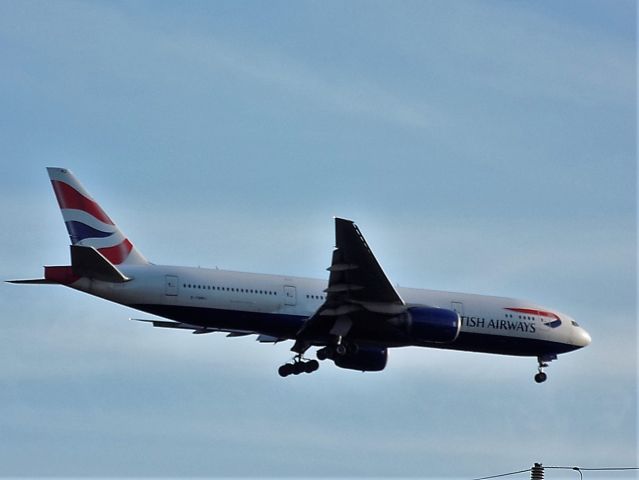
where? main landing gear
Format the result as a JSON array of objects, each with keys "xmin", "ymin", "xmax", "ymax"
[
  {"xmin": 278, "ymin": 355, "xmax": 319, "ymax": 377},
  {"xmin": 534, "ymin": 355, "xmax": 557, "ymax": 383},
  {"xmin": 278, "ymin": 340, "xmax": 355, "ymax": 377}
]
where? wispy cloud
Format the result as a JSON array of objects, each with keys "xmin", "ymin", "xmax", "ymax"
[
  {"xmin": 0, "ymin": 0, "xmax": 433, "ymax": 130},
  {"xmin": 379, "ymin": 0, "xmax": 635, "ymax": 108}
]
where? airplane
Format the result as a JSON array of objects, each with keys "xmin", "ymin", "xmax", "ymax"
[{"xmin": 8, "ymin": 168, "xmax": 591, "ymax": 383}]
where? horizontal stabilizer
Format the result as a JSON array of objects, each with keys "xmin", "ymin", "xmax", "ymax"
[
  {"xmin": 6, "ymin": 278, "xmax": 59, "ymax": 285},
  {"xmin": 71, "ymin": 245, "xmax": 130, "ymax": 283}
]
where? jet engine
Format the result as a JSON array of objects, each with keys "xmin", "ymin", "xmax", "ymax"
[
  {"xmin": 334, "ymin": 346, "xmax": 388, "ymax": 372},
  {"xmin": 405, "ymin": 306, "xmax": 460, "ymax": 343}
]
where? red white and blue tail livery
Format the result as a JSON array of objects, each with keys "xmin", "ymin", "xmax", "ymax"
[
  {"xmin": 9, "ymin": 168, "xmax": 591, "ymax": 383},
  {"xmin": 47, "ymin": 167, "xmax": 147, "ymax": 266}
]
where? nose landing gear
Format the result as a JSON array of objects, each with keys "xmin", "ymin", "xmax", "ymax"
[
  {"xmin": 534, "ymin": 371, "xmax": 547, "ymax": 383},
  {"xmin": 534, "ymin": 354, "xmax": 557, "ymax": 383}
]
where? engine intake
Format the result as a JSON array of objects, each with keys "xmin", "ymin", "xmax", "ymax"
[
  {"xmin": 406, "ymin": 306, "xmax": 460, "ymax": 343},
  {"xmin": 334, "ymin": 346, "xmax": 388, "ymax": 372}
]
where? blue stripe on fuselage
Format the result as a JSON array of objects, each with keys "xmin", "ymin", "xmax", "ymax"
[
  {"xmin": 129, "ymin": 304, "xmax": 578, "ymax": 357},
  {"xmin": 442, "ymin": 331, "xmax": 579, "ymax": 356}
]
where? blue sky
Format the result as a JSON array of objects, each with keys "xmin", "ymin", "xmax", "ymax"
[{"xmin": 0, "ymin": 1, "xmax": 636, "ymax": 478}]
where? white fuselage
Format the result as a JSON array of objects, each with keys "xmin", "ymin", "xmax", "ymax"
[{"xmin": 72, "ymin": 263, "xmax": 591, "ymax": 357}]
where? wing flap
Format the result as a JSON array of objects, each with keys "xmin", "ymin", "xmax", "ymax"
[
  {"xmin": 130, "ymin": 318, "xmax": 257, "ymax": 337},
  {"xmin": 256, "ymin": 334, "xmax": 284, "ymax": 343}
]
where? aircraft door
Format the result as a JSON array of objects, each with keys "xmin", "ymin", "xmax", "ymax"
[
  {"xmin": 283, "ymin": 285, "xmax": 296, "ymax": 306},
  {"xmin": 165, "ymin": 275, "xmax": 179, "ymax": 296}
]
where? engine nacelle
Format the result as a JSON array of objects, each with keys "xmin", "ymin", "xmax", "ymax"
[
  {"xmin": 334, "ymin": 347, "xmax": 388, "ymax": 372},
  {"xmin": 406, "ymin": 306, "xmax": 460, "ymax": 343}
]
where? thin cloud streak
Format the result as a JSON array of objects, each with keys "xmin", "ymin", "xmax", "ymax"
[{"xmin": 0, "ymin": 1, "xmax": 433, "ymax": 131}]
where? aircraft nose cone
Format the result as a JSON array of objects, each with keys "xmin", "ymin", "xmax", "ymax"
[{"xmin": 573, "ymin": 328, "xmax": 592, "ymax": 348}]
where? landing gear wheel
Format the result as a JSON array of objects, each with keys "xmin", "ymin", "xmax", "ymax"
[
  {"xmin": 534, "ymin": 372, "xmax": 547, "ymax": 383},
  {"xmin": 335, "ymin": 344, "xmax": 347, "ymax": 356},
  {"xmin": 278, "ymin": 358, "xmax": 320, "ymax": 377},
  {"xmin": 278, "ymin": 364, "xmax": 294, "ymax": 377},
  {"xmin": 304, "ymin": 360, "xmax": 319, "ymax": 373},
  {"xmin": 317, "ymin": 347, "xmax": 332, "ymax": 361}
]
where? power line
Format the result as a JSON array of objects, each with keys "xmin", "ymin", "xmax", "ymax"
[
  {"xmin": 472, "ymin": 465, "xmax": 639, "ymax": 480},
  {"xmin": 471, "ymin": 468, "xmax": 531, "ymax": 480},
  {"xmin": 548, "ymin": 466, "xmax": 639, "ymax": 471}
]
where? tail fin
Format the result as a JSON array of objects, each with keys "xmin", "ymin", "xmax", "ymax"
[{"xmin": 47, "ymin": 167, "xmax": 148, "ymax": 266}]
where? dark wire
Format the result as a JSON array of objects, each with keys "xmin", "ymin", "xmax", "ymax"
[
  {"xmin": 547, "ymin": 466, "xmax": 639, "ymax": 471},
  {"xmin": 472, "ymin": 466, "xmax": 639, "ymax": 480},
  {"xmin": 471, "ymin": 468, "xmax": 531, "ymax": 480}
]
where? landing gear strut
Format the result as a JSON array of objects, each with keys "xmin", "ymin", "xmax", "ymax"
[
  {"xmin": 278, "ymin": 355, "xmax": 319, "ymax": 377},
  {"xmin": 534, "ymin": 355, "xmax": 556, "ymax": 383}
]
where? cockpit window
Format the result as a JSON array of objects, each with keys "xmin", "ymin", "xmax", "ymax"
[{"xmin": 571, "ymin": 320, "xmax": 580, "ymax": 327}]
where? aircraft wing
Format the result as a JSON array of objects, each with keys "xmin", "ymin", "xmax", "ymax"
[
  {"xmin": 327, "ymin": 218, "xmax": 403, "ymax": 304},
  {"xmin": 293, "ymin": 218, "xmax": 406, "ymax": 351}
]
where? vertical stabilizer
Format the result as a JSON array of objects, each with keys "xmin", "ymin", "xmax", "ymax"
[{"xmin": 46, "ymin": 167, "xmax": 148, "ymax": 265}]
